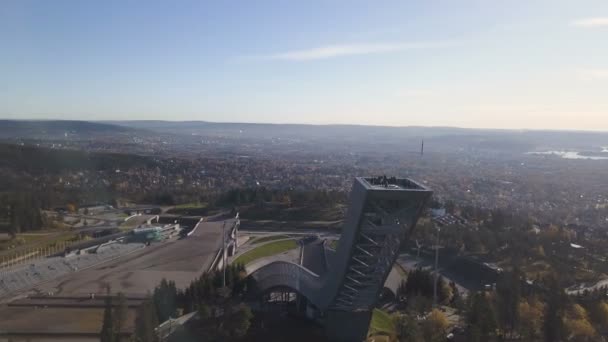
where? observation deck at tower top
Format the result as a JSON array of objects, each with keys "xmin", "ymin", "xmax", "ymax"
[{"xmin": 361, "ymin": 176, "xmax": 427, "ymax": 191}]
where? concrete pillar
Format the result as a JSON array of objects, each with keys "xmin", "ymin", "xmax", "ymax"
[{"xmin": 234, "ymin": 224, "xmax": 239, "ymax": 249}]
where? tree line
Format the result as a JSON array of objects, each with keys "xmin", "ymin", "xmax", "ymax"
[
  {"xmin": 121, "ymin": 263, "xmax": 252, "ymax": 342},
  {"xmin": 391, "ymin": 265, "xmax": 608, "ymax": 341},
  {"xmin": 100, "ymin": 288, "xmax": 130, "ymax": 342},
  {"xmin": 216, "ymin": 187, "xmax": 345, "ymax": 208},
  {"xmin": 1, "ymin": 192, "xmax": 44, "ymax": 234}
]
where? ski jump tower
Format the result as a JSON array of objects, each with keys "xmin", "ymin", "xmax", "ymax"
[{"xmin": 250, "ymin": 176, "xmax": 432, "ymax": 341}]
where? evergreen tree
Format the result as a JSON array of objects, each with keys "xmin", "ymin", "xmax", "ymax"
[
  {"xmin": 134, "ymin": 298, "xmax": 159, "ymax": 342},
  {"xmin": 404, "ymin": 268, "xmax": 434, "ymax": 298},
  {"xmin": 437, "ymin": 275, "xmax": 452, "ymax": 304},
  {"xmin": 9, "ymin": 193, "xmax": 43, "ymax": 233},
  {"xmin": 467, "ymin": 292, "xmax": 498, "ymax": 341},
  {"xmin": 113, "ymin": 292, "xmax": 128, "ymax": 342},
  {"xmin": 222, "ymin": 304, "xmax": 253, "ymax": 339},
  {"xmin": 450, "ymin": 282, "xmax": 465, "ymax": 313},
  {"xmin": 544, "ymin": 275, "xmax": 567, "ymax": 342},
  {"xmin": 496, "ymin": 267, "xmax": 521, "ymax": 336},
  {"xmin": 153, "ymin": 279, "xmax": 178, "ymax": 322},
  {"xmin": 100, "ymin": 288, "xmax": 115, "ymax": 342},
  {"xmin": 395, "ymin": 314, "xmax": 422, "ymax": 342}
]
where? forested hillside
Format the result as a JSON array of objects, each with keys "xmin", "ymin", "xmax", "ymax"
[{"xmin": 0, "ymin": 143, "xmax": 157, "ymax": 175}]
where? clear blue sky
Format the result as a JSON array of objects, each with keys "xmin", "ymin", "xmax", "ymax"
[{"xmin": 1, "ymin": 0, "xmax": 608, "ymax": 130}]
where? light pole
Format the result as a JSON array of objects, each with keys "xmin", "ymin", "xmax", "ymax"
[
  {"xmin": 433, "ymin": 225, "xmax": 441, "ymax": 307},
  {"xmin": 222, "ymin": 221, "xmax": 226, "ymax": 288}
]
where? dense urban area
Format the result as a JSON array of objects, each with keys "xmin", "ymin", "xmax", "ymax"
[{"xmin": 1, "ymin": 120, "xmax": 608, "ymax": 341}]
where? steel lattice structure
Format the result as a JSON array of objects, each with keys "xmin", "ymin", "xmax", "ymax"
[{"xmin": 249, "ymin": 176, "xmax": 432, "ymax": 340}]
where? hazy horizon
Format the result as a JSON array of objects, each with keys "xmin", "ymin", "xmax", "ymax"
[
  {"xmin": 3, "ymin": 118, "xmax": 608, "ymax": 134},
  {"xmin": 2, "ymin": 0, "xmax": 608, "ymax": 131}
]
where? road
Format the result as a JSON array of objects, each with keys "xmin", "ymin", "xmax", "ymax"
[
  {"xmin": 301, "ymin": 239, "xmax": 327, "ymax": 275},
  {"xmin": 239, "ymin": 219, "xmax": 342, "ymax": 232},
  {"xmin": 240, "ymin": 229, "xmax": 340, "ymax": 238},
  {"xmin": 567, "ymin": 278, "xmax": 608, "ymax": 295}
]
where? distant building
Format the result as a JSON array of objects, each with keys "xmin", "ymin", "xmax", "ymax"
[
  {"xmin": 131, "ymin": 224, "xmax": 180, "ymax": 242},
  {"xmin": 431, "ymin": 208, "xmax": 446, "ymax": 218}
]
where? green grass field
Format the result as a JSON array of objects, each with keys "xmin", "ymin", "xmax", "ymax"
[
  {"xmin": 249, "ymin": 234, "xmax": 291, "ymax": 245},
  {"xmin": 168, "ymin": 202, "xmax": 212, "ymax": 216},
  {"xmin": 119, "ymin": 219, "xmax": 139, "ymax": 229},
  {"xmin": 233, "ymin": 239, "xmax": 298, "ymax": 265},
  {"xmin": 395, "ymin": 264, "xmax": 407, "ymax": 277},
  {"xmin": 174, "ymin": 202, "xmax": 208, "ymax": 209},
  {"xmin": 328, "ymin": 239, "xmax": 339, "ymax": 249},
  {"xmin": 0, "ymin": 231, "xmax": 81, "ymax": 263},
  {"xmin": 368, "ymin": 309, "xmax": 395, "ymax": 337}
]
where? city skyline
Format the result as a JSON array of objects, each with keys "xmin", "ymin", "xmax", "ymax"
[{"xmin": 2, "ymin": 0, "xmax": 608, "ymax": 131}]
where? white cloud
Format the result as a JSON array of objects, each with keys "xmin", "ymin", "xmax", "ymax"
[
  {"xmin": 576, "ymin": 68, "xmax": 608, "ymax": 80},
  {"xmin": 570, "ymin": 17, "xmax": 608, "ymax": 28},
  {"xmin": 264, "ymin": 41, "xmax": 456, "ymax": 61}
]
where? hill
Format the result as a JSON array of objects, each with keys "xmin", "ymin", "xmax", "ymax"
[
  {"xmin": 0, "ymin": 143, "xmax": 157, "ymax": 175},
  {"xmin": 106, "ymin": 120, "xmax": 608, "ymax": 153},
  {"xmin": 0, "ymin": 120, "xmax": 137, "ymax": 140}
]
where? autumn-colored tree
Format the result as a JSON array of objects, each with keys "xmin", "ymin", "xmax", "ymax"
[
  {"xmin": 536, "ymin": 245, "xmax": 546, "ymax": 258},
  {"xmin": 563, "ymin": 304, "xmax": 597, "ymax": 342},
  {"xmin": 66, "ymin": 203, "xmax": 77, "ymax": 213},
  {"xmin": 422, "ymin": 309, "xmax": 449, "ymax": 342},
  {"xmin": 589, "ymin": 301, "xmax": 608, "ymax": 336},
  {"xmin": 439, "ymin": 279, "xmax": 453, "ymax": 305},
  {"xmin": 518, "ymin": 297, "xmax": 544, "ymax": 340}
]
